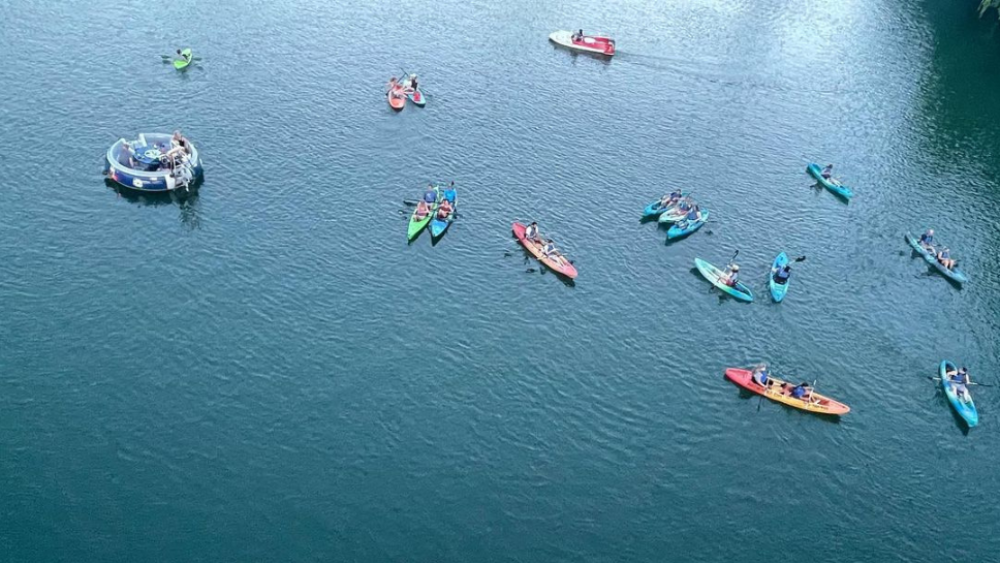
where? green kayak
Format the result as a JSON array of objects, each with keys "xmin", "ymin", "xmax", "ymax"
[
  {"xmin": 407, "ymin": 186, "xmax": 440, "ymax": 241},
  {"xmin": 174, "ymin": 49, "xmax": 193, "ymax": 69},
  {"xmin": 694, "ymin": 257, "xmax": 754, "ymax": 302}
]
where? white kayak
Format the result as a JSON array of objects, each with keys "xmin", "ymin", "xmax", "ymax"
[{"xmin": 548, "ymin": 30, "xmax": 616, "ymax": 56}]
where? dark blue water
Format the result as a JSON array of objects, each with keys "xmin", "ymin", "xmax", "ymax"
[{"xmin": 2, "ymin": 0, "xmax": 1000, "ymax": 561}]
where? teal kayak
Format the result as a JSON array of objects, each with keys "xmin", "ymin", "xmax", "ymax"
[
  {"xmin": 806, "ymin": 163, "xmax": 853, "ymax": 199},
  {"xmin": 667, "ymin": 210, "xmax": 708, "ymax": 240},
  {"xmin": 694, "ymin": 258, "xmax": 754, "ymax": 302},
  {"xmin": 430, "ymin": 187, "xmax": 457, "ymax": 238},
  {"xmin": 642, "ymin": 192, "xmax": 687, "ymax": 219},
  {"xmin": 769, "ymin": 252, "xmax": 789, "ymax": 302},
  {"xmin": 940, "ymin": 360, "xmax": 978, "ymax": 427},
  {"xmin": 905, "ymin": 232, "xmax": 968, "ymax": 285}
]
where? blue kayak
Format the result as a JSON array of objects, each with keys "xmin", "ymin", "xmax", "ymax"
[
  {"xmin": 806, "ymin": 163, "xmax": 853, "ymax": 199},
  {"xmin": 430, "ymin": 187, "xmax": 457, "ymax": 238},
  {"xmin": 667, "ymin": 210, "xmax": 709, "ymax": 240},
  {"xmin": 940, "ymin": 360, "xmax": 978, "ymax": 427},
  {"xmin": 694, "ymin": 258, "xmax": 754, "ymax": 302},
  {"xmin": 769, "ymin": 252, "xmax": 790, "ymax": 302},
  {"xmin": 642, "ymin": 192, "xmax": 687, "ymax": 218},
  {"xmin": 905, "ymin": 232, "xmax": 968, "ymax": 285}
]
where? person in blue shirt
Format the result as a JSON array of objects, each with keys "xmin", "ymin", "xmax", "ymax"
[
  {"xmin": 675, "ymin": 205, "xmax": 702, "ymax": 231},
  {"xmin": 773, "ymin": 263, "xmax": 791, "ymax": 284},
  {"xmin": 946, "ymin": 366, "xmax": 972, "ymax": 401},
  {"xmin": 919, "ymin": 229, "xmax": 935, "ymax": 249},
  {"xmin": 423, "ymin": 185, "xmax": 438, "ymax": 205},
  {"xmin": 659, "ymin": 190, "xmax": 682, "ymax": 209},
  {"xmin": 751, "ymin": 364, "xmax": 770, "ymax": 387},
  {"xmin": 937, "ymin": 247, "xmax": 955, "ymax": 270},
  {"xmin": 790, "ymin": 382, "xmax": 812, "ymax": 400},
  {"xmin": 821, "ymin": 164, "xmax": 834, "ymax": 179},
  {"xmin": 442, "ymin": 181, "xmax": 456, "ymax": 204}
]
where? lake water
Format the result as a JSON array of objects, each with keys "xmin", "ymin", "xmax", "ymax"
[{"xmin": 2, "ymin": 0, "xmax": 1000, "ymax": 561}]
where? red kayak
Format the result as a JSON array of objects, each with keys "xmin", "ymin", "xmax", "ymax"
[
  {"xmin": 548, "ymin": 30, "xmax": 616, "ymax": 56},
  {"xmin": 387, "ymin": 87, "xmax": 406, "ymax": 110},
  {"xmin": 724, "ymin": 368, "xmax": 850, "ymax": 416},
  {"xmin": 512, "ymin": 222, "xmax": 578, "ymax": 279}
]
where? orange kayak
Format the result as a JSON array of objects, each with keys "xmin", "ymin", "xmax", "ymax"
[
  {"xmin": 512, "ymin": 222, "xmax": 578, "ymax": 279},
  {"xmin": 387, "ymin": 87, "xmax": 406, "ymax": 110},
  {"xmin": 724, "ymin": 368, "xmax": 850, "ymax": 416}
]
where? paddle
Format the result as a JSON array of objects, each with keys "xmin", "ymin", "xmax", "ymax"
[{"xmin": 927, "ymin": 376, "xmax": 993, "ymax": 387}]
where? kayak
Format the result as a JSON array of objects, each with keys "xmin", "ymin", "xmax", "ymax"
[
  {"xmin": 642, "ymin": 192, "xmax": 688, "ymax": 218},
  {"xmin": 403, "ymin": 78, "xmax": 425, "ymax": 107},
  {"xmin": 905, "ymin": 232, "xmax": 969, "ymax": 284},
  {"xmin": 725, "ymin": 368, "xmax": 851, "ymax": 416},
  {"xmin": 940, "ymin": 360, "xmax": 978, "ymax": 427},
  {"xmin": 387, "ymin": 87, "xmax": 406, "ymax": 111},
  {"xmin": 174, "ymin": 49, "xmax": 193, "ymax": 70},
  {"xmin": 667, "ymin": 210, "xmax": 709, "ymax": 240},
  {"xmin": 407, "ymin": 186, "xmax": 440, "ymax": 241},
  {"xmin": 806, "ymin": 163, "xmax": 853, "ymax": 199},
  {"xmin": 694, "ymin": 258, "xmax": 754, "ymax": 302},
  {"xmin": 512, "ymin": 222, "xmax": 578, "ymax": 279},
  {"xmin": 430, "ymin": 187, "xmax": 457, "ymax": 238},
  {"xmin": 548, "ymin": 30, "xmax": 616, "ymax": 56},
  {"xmin": 769, "ymin": 252, "xmax": 790, "ymax": 302}
]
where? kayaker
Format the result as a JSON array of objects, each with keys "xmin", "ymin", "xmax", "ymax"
[
  {"xmin": 423, "ymin": 185, "xmax": 437, "ymax": 205},
  {"xmin": 525, "ymin": 221, "xmax": 541, "ymax": 242},
  {"xmin": 790, "ymin": 382, "xmax": 812, "ymax": 400},
  {"xmin": 919, "ymin": 229, "xmax": 935, "ymax": 249},
  {"xmin": 543, "ymin": 240, "xmax": 566, "ymax": 266},
  {"xmin": 751, "ymin": 364, "xmax": 770, "ymax": 387},
  {"xmin": 821, "ymin": 164, "xmax": 834, "ymax": 179},
  {"xmin": 437, "ymin": 198, "xmax": 453, "ymax": 219},
  {"xmin": 722, "ymin": 264, "xmax": 740, "ymax": 287},
  {"xmin": 677, "ymin": 198, "xmax": 692, "ymax": 212},
  {"xmin": 414, "ymin": 200, "xmax": 431, "ymax": 220},
  {"xmin": 937, "ymin": 248, "xmax": 956, "ymax": 270},
  {"xmin": 773, "ymin": 264, "xmax": 791, "ymax": 284},
  {"xmin": 443, "ymin": 181, "xmax": 457, "ymax": 203},
  {"xmin": 175, "ymin": 48, "xmax": 191, "ymax": 64},
  {"xmin": 408, "ymin": 74, "xmax": 419, "ymax": 91},
  {"xmin": 947, "ymin": 367, "xmax": 972, "ymax": 399}
]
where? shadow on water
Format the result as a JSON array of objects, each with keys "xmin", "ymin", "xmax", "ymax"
[
  {"xmin": 934, "ymin": 388, "xmax": 973, "ymax": 436},
  {"xmin": 105, "ymin": 179, "xmax": 203, "ymax": 230}
]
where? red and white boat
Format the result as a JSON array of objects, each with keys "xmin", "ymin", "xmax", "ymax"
[{"xmin": 548, "ymin": 30, "xmax": 615, "ymax": 56}]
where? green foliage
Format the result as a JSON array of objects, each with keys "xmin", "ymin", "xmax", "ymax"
[{"xmin": 980, "ymin": 0, "xmax": 1000, "ymax": 19}]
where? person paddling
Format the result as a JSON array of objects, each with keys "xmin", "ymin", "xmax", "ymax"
[
  {"xmin": 442, "ymin": 181, "xmax": 456, "ymax": 204},
  {"xmin": 773, "ymin": 263, "xmax": 791, "ymax": 285},
  {"xmin": 946, "ymin": 366, "xmax": 972, "ymax": 401},
  {"xmin": 422, "ymin": 185, "xmax": 438, "ymax": 206}
]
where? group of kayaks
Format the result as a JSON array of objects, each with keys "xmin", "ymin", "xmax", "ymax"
[
  {"xmin": 724, "ymin": 360, "xmax": 981, "ymax": 427},
  {"xmin": 407, "ymin": 183, "xmax": 458, "ymax": 242}
]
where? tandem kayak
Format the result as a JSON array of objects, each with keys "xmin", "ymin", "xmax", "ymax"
[
  {"xmin": 548, "ymin": 30, "xmax": 616, "ymax": 56},
  {"xmin": 407, "ymin": 186, "xmax": 440, "ymax": 241},
  {"xmin": 940, "ymin": 360, "xmax": 978, "ymax": 427},
  {"xmin": 512, "ymin": 222, "xmax": 578, "ymax": 279},
  {"xmin": 806, "ymin": 163, "xmax": 853, "ymax": 199},
  {"xmin": 174, "ymin": 49, "xmax": 193, "ymax": 70},
  {"xmin": 694, "ymin": 258, "xmax": 753, "ymax": 302},
  {"xmin": 725, "ymin": 368, "xmax": 850, "ymax": 416},
  {"xmin": 905, "ymin": 232, "xmax": 969, "ymax": 284},
  {"xmin": 658, "ymin": 205, "xmax": 690, "ymax": 224},
  {"xmin": 430, "ymin": 186, "xmax": 457, "ymax": 239},
  {"xmin": 667, "ymin": 210, "xmax": 709, "ymax": 240},
  {"xmin": 769, "ymin": 252, "xmax": 790, "ymax": 302}
]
